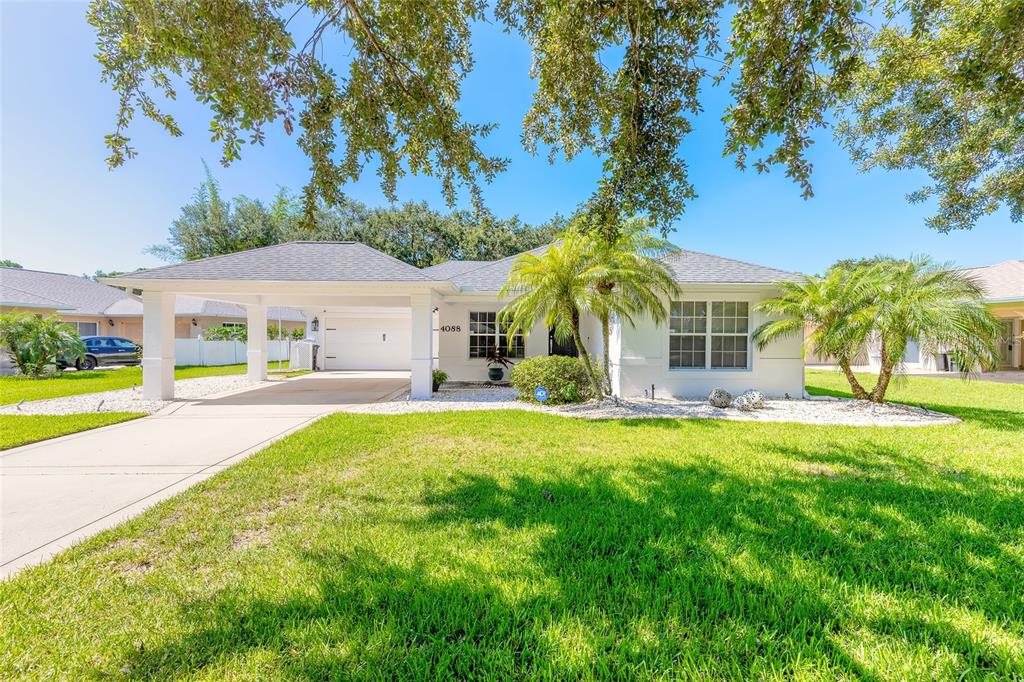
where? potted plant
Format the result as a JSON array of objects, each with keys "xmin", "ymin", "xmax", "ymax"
[
  {"xmin": 432, "ymin": 369, "xmax": 449, "ymax": 393},
  {"xmin": 485, "ymin": 345, "xmax": 515, "ymax": 381}
]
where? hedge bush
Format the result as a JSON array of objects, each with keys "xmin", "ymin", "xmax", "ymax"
[{"xmin": 510, "ymin": 355, "xmax": 600, "ymax": 404}]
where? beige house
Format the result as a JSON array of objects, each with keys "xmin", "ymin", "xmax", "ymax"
[
  {"xmin": 0, "ymin": 266, "xmax": 304, "ymax": 342},
  {"xmin": 963, "ymin": 259, "xmax": 1023, "ymax": 370}
]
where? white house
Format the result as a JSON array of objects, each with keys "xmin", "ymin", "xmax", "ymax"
[{"xmin": 103, "ymin": 241, "xmax": 805, "ymax": 401}]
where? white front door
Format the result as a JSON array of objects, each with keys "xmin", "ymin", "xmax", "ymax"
[{"xmin": 322, "ymin": 315, "xmax": 412, "ymax": 370}]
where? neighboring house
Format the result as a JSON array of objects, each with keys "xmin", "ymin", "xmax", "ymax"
[
  {"xmin": 0, "ymin": 267, "xmax": 305, "ymax": 342},
  {"xmin": 0, "ymin": 281, "xmax": 74, "ymax": 375},
  {"xmin": 105, "ymin": 241, "xmax": 805, "ymax": 401},
  {"xmin": 808, "ymin": 259, "xmax": 1024, "ymax": 373},
  {"xmin": 962, "ymin": 259, "xmax": 1023, "ymax": 370}
]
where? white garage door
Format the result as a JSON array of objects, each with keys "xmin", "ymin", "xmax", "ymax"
[{"xmin": 322, "ymin": 315, "xmax": 411, "ymax": 370}]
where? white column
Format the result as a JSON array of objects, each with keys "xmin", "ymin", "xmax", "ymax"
[
  {"xmin": 247, "ymin": 303, "xmax": 268, "ymax": 383},
  {"xmin": 410, "ymin": 293, "xmax": 435, "ymax": 399},
  {"xmin": 142, "ymin": 291, "xmax": 176, "ymax": 400}
]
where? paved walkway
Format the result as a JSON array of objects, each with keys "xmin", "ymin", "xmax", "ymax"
[{"xmin": 0, "ymin": 371, "xmax": 408, "ymax": 578}]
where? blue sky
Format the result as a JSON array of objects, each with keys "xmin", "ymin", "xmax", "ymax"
[{"xmin": 2, "ymin": 1, "xmax": 1020, "ymax": 277}]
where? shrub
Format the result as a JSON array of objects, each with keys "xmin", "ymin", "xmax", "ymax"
[
  {"xmin": 510, "ymin": 355, "xmax": 601, "ymax": 404},
  {"xmin": 432, "ymin": 370, "xmax": 449, "ymax": 391},
  {"xmin": 0, "ymin": 313, "xmax": 85, "ymax": 377},
  {"xmin": 290, "ymin": 327, "xmax": 306, "ymax": 340},
  {"xmin": 203, "ymin": 325, "xmax": 247, "ymax": 342}
]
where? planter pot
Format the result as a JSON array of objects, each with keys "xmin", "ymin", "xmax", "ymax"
[
  {"xmin": 488, "ymin": 367, "xmax": 504, "ymax": 382},
  {"xmin": 432, "ymin": 381, "xmax": 441, "ymax": 393}
]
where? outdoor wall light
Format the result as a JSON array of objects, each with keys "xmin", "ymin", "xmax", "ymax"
[
  {"xmin": 107, "ymin": 319, "xmax": 114, "ymax": 327},
  {"xmin": 311, "ymin": 317, "xmax": 319, "ymax": 332},
  {"xmin": 191, "ymin": 318, "xmax": 198, "ymax": 326}
]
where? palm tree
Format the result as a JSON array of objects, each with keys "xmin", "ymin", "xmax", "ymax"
[
  {"xmin": 754, "ymin": 258, "xmax": 1001, "ymax": 403},
  {"xmin": 865, "ymin": 256, "xmax": 1001, "ymax": 402},
  {"xmin": 753, "ymin": 265, "xmax": 877, "ymax": 399},
  {"xmin": 498, "ymin": 234, "xmax": 604, "ymax": 397},
  {"xmin": 584, "ymin": 220, "xmax": 680, "ymax": 393},
  {"xmin": 0, "ymin": 313, "xmax": 85, "ymax": 377}
]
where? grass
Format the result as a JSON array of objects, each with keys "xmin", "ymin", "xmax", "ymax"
[
  {"xmin": 0, "ymin": 412, "xmax": 145, "ymax": 450},
  {"xmin": 0, "ymin": 362, "xmax": 289, "ymax": 405},
  {"xmin": 1, "ymin": 374, "xmax": 1022, "ymax": 679}
]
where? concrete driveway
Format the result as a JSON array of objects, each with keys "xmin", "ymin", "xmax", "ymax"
[{"xmin": 0, "ymin": 371, "xmax": 407, "ymax": 578}]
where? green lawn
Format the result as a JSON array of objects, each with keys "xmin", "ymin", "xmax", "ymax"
[
  {"xmin": 0, "ymin": 412, "xmax": 146, "ymax": 450},
  {"xmin": 0, "ymin": 363, "xmax": 288, "ymax": 405},
  {"xmin": 1, "ymin": 374, "xmax": 1022, "ymax": 679}
]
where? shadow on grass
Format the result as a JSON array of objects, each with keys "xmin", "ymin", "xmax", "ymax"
[{"xmin": 114, "ymin": 449, "xmax": 1024, "ymax": 679}]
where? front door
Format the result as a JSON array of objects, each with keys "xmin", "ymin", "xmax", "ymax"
[
  {"xmin": 548, "ymin": 327, "xmax": 578, "ymax": 357},
  {"xmin": 999, "ymin": 320, "xmax": 1015, "ymax": 367}
]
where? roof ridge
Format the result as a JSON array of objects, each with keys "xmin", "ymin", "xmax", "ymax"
[{"xmin": 445, "ymin": 243, "xmax": 555, "ymax": 280}]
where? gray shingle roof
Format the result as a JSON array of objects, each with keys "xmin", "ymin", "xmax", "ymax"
[
  {"xmin": 0, "ymin": 281, "xmax": 74, "ymax": 310},
  {"xmin": 420, "ymin": 260, "xmax": 492, "ymax": 279},
  {"xmin": 443, "ymin": 245, "xmax": 553, "ymax": 292},
  {"xmin": 121, "ymin": 242, "xmax": 432, "ymax": 282},
  {"xmin": 1, "ymin": 267, "xmax": 303, "ymax": 320},
  {"xmin": 661, "ymin": 249, "xmax": 802, "ymax": 284},
  {"xmin": 1, "ymin": 266, "xmax": 132, "ymax": 315},
  {"xmin": 960, "ymin": 260, "xmax": 1024, "ymax": 301}
]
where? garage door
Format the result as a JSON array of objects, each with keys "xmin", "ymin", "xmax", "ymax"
[{"xmin": 322, "ymin": 315, "xmax": 411, "ymax": 370}]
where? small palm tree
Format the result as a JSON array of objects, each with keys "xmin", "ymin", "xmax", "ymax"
[
  {"xmin": 0, "ymin": 313, "xmax": 85, "ymax": 377},
  {"xmin": 498, "ymin": 234, "xmax": 604, "ymax": 397},
  {"xmin": 865, "ymin": 256, "xmax": 1001, "ymax": 402},
  {"xmin": 584, "ymin": 219, "xmax": 680, "ymax": 393},
  {"xmin": 753, "ymin": 265, "xmax": 877, "ymax": 399},
  {"xmin": 754, "ymin": 258, "xmax": 1001, "ymax": 403}
]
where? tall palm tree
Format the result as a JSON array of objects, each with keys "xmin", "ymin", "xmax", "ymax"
[
  {"xmin": 865, "ymin": 256, "xmax": 1001, "ymax": 402},
  {"xmin": 753, "ymin": 266, "xmax": 877, "ymax": 399},
  {"xmin": 584, "ymin": 220, "xmax": 680, "ymax": 393},
  {"xmin": 498, "ymin": 234, "xmax": 604, "ymax": 397}
]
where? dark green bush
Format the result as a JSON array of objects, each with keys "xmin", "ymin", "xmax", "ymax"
[{"xmin": 510, "ymin": 355, "xmax": 599, "ymax": 404}]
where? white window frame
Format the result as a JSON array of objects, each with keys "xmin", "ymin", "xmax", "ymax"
[
  {"xmin": 76, "ymin": 321, "xmax": 99, "ymax": 337},
  {"xmin": 467, "ymin": 311, "xmax": 525, "ymax": 360},
  {"xmin": 668, "ymin": 299, "xmax": 752, "ymax": 371}
]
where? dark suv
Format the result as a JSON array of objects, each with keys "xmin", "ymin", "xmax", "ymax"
[{"xmin": 61, "ymin": 336, "xmax": 142, "ymax": 370}]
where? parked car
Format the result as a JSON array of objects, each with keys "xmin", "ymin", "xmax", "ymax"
[{"xmin": 59, "ymin": 336, "xmax": 141, "ymax": 370}]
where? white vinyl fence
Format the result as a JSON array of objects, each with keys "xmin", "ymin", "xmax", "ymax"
[{"xmin": 175, "ymin": 339, "xmax": 291, "ymax": 367}]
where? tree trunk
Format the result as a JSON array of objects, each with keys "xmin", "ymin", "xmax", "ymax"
[
  {"xmin": 571, "ymin": 310, "xmax": 604, "ymax": 399},
  {"xmin": 838, "ymin": 359, "xmax": 870, "ymax": 400},
  {"xmin": 600, "ymin": 313, "xmax": 612, "ymax": 396},
  {"xmin": 869, "ymin": 361, "xmax": 895, "ymax": 403}
]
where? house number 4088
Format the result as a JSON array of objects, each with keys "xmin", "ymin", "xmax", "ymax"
[{"xmin": 439, "ymin": 325, "xmax": 461, "ymax": 333}]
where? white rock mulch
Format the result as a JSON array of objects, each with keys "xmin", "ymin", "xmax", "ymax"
[
  {"xmin": 0, "ymin": 375, "xmax": 259, "ymax": 416},
  {"xmin": 339, "ymin": 385, "xmax": 958, "ymax": 427}
]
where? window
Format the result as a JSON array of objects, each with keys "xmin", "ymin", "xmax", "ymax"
[
  {"xmin": 669, "ymin": 300, "xmax": 749, "ymax": 369},
  {"xmin": 469, "ymin": 311, "xmax": 524, "ymax": 359},
  {"xmin": 669, "ymin": 302, "xmax": 706, "ymax": 368},
  {"xmin": 710, "ymin": 302, "xmax": 749, "ymax": 368},
  {"xmin": 75, "ymin": 321, "xmax": 98, "ymax": 336}
]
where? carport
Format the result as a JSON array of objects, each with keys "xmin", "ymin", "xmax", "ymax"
[{"xmin": 104, "ymin": 242, "xmax": 454, "ymax": 401}]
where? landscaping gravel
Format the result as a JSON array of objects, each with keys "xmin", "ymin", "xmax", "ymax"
[
  {"xmin": 339, "ymin": 385, "xmax": 959, "ymax": 427},
  {"xmin": 0, "ymin": 375, "xmax": 260, "ymax": 416}
]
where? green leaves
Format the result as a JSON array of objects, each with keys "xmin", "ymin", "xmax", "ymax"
[
  {"xmin": 89, "ymin": 0, "xmax": 1023, "ymax": 233},
  {"xmin": 0, "ymin": 313, "xmax": 85, "ymax": 378}
]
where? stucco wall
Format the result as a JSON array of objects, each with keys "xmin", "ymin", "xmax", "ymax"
[
  {"xmin": 612, "ymin": 287, "xmax": 805, "ymax": 399},
  {"xmin": 436, "ymin": 297, "xmax": 601, "ymax": 382}
]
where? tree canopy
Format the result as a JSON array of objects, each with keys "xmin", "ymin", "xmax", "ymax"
[
  {"xmin": 89, "ymin": 0, "xmax": 1023, "ymax": 234},
  {"xmin": 148, "ymin": 166, "xmax": 563, "ymax": 267}
]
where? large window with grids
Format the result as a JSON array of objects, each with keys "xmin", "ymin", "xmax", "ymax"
[
  {"xmin": 669, "ymin": 300, "xmax": 750, "ymax": 369},
  {"xmin": 75, "ymin": 321, "xmax": 98, "ymax": 337},
  {"xmin": 468, "ymin": 312, "xmax": 525, "ymax": 359}
]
